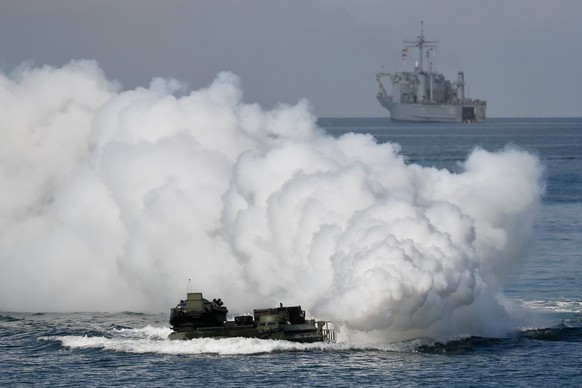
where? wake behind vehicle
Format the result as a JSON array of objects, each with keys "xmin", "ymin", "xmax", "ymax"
[{"xmin": 168, "ymin": 292, "xmax": 335, "ymax": 343}]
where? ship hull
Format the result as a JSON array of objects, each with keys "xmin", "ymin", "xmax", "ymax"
[{"xmin": 378, "ymin": 94, "xmax": 486, "ymax": 123}]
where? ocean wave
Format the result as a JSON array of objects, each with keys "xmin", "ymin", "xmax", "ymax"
[
  {"xmin": 521, "ymin": 326, "xmax": 582, "ymax": 342},
  {"xmin": 109, "ymin": 324, "xmax": 172, "ymax": 340},
  {"xmin": 42, "ymin": 335, "xmax": 339, "ymax": 355},
  {"xmin": 0, "ymin": 314, "xmax": 23, "ymax": 322},
  {"xmin": 39, "ymin": 325, "xmax": 472, "ymax": 355},
  {"xmin": 521, "ymin": 299, "xmax": 582, "ymax": 313}
]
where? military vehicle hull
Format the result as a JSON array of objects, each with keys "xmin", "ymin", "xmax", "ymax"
[
  {"xmin": 168, "ymin": 323, "xmax": 324, "ymax": 343},
  {"xmin": 168, "ymin": 323, "xmax": 258, "ymax": 340},
  {"xmin": 168, "ymin": 292, "xmax": 335, "ymax": 343}
]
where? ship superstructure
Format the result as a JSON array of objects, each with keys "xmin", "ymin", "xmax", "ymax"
[{"xmin": 375, "ymin": 22, "xmax": 486, "ymax": 123}]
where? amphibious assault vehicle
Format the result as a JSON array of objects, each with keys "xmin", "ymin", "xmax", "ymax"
[{"xmin": 168, "ymin": 292, "xmax": 335, "ymax": 343}]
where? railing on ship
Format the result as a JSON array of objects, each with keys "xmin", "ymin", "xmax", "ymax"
[{"xmin": 317, "ymin": 321, "xmax": 336, "ymax": 343}]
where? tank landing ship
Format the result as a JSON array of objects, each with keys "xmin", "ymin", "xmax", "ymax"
[
  {"xmin": 376, "ymin": 22, "xmax": 486, "ymax": 123},
  {"xmin": 168, "ymin": 292, "xmax": 336, "ymax": 343}
]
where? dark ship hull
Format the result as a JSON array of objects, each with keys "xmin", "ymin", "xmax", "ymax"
[{"xmin": 168, "ymin": 292, "xmax": 335, "ymax": 343}]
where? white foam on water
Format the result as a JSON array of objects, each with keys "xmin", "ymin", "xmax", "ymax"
[
  {"xmin": 46, "ymin": 334, "xmax": 336, "ymax": 355},
  {"xmin": 44, "ymin": 328, "xmax": 450, "ymax": 355},
  {"xmin": 522, "ymin": 299, "xmax": 582, "ymax": 314}
]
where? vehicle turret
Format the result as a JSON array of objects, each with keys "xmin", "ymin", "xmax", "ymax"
[{"xmin": 169, "ymin": 292, "xmax": 228, "ymax": 330}]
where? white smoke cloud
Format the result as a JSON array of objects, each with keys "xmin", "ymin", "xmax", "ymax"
[{"xmin": 0, "ymin": 61, "xmax": 544, "ymax": 342}]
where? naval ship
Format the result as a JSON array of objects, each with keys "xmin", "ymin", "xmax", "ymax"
[{"xmin": 376, "ymin": 23, "xmax": 486, "ymax": 123}]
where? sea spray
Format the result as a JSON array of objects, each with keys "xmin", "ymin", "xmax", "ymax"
[{"xmin": 0, "ymin": 61, "xmax": 544, "ymax": 342}]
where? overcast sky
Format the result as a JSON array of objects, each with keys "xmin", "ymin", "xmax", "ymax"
[{"xmin": 1, "ymin": 0, "xmax": 581, "ymax": 118}]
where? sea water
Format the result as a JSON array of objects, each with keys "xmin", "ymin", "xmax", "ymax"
[{"xmin": 1, "ymin": 118, "xmax": 580, "ymax": 387}]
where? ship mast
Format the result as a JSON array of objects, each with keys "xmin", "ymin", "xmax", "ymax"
[{"xmin": 404, "ymin": 21, "xmax": 438, "ymax": 72}]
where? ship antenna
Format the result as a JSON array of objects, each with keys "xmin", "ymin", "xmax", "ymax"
[
  {"xmin": 420, "ymin": 21, "xmax": 425, "ymax": 71},
  {"xmin": 403, "ymin": 21, "xmax": 438, "ymax": 73},
  {"xmin": 187, "ymin": 278, "xmax": 192, "ymax": 293}
]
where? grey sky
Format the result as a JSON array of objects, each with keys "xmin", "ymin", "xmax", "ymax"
[{"xmin": 1, "ymin": 0, "xmax": 580, "ymax": 118}]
